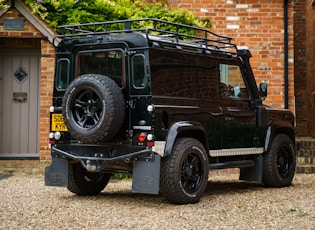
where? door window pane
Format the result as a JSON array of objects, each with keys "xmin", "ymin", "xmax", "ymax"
[
  {"xmin": 132, "ymin": 55, "xmax": 146, "ymax": 88},
  {"xmin": 219, "ymin": 64, "xmax": 248, "ymax": 98},
  {"xmin": 77, "ymin": 50, "xmax": 124, "ymax": 87},
  {"xmin": 56, "ymin": 59, "xmax": 69, "ymax": 90}
]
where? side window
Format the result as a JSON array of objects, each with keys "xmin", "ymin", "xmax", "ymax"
[
  {"xmin": 219, "ymin": 64, "xmax": 249, "ymax": 98},
  {"xmin": 132, "ymin": 54, "xmax": 146, "ymax": 88},
  {"xmin": 150, "ymin": 49, "xmax": 219, "ymax": 99},
  {"xmin": 56, "ymin": 59, "xmax": 70, "ymax": 90}
]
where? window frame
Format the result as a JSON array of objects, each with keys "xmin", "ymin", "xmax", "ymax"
[
  {"xmin": 55, "ymin": 58, "xmax": 70, "ymax": 91},
  {"xmin": 131, "ymin": 54, "xmax": 147, "ymax": 89},
  {"xmin": 219, "ymin": 63, "xmax": 250, "ymax": 99},
  {"xmin": 75, "ymin": 48, "xmax": 126, "ymax": 88}
]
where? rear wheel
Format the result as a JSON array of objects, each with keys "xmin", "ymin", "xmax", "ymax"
[
  {"xmin": 160, "ymin": 138, "xmax": 209, "ymax": 204},
  {"xmin": 262, "ymin": 134, "xmax": 296, "ymax": 187},
  {"xmin": 67, "ymin": 163, "xmax": 111, "ymax": 195}
]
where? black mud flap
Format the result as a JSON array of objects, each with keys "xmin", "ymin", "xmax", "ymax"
[
  {"xmin": 45, "ymin": 157, "xmax": 68, "ymax": 187},
  {"xmin": 132, "ymin": 154, "xmax": 161, "ymax": 195},
  {"xmin": 239, "ymin": 155, "xmax": 263, "ymax": 183}
]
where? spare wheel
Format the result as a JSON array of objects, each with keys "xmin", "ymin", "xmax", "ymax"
[{"xmin": 62, "ymin": 74, "xmax": 125, "ymax": 143}]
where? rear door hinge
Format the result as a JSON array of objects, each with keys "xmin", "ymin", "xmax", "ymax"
[
  {"xmin": 127, "ymin": 51, "xmax": 137, "ymax": 56},
  {"xmin": 127, "ymin": 100, "xmax": 135, "ymax": 108}
]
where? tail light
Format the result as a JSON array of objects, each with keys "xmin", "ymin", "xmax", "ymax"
[{"xmin": 138, "ymin": 132, "xmax": 147, "ymax": 142}]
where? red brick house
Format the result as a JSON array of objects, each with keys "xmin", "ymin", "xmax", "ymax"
[
  {"xmin": 0, "ymin": 0, "xmax": 313, "ymax": 172},
  {"xmin": 168, "ymin": 0, "xmax": 314, "ymax": 138},
  {"xmin": 0, "ymin": 0, "xmax": 56, "ymax": 171},
  {"xmin": 169, "ymin": 0, "xmax": 295, "ymax": 118}
]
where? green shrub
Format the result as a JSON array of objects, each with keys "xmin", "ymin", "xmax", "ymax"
[
  {"xmin": 0, "ymin": 0, "xmax": 9, "ymax": 10},
  {"xmin": 24, "ymin": 0, "xmax": 210, "ymax": 34}
]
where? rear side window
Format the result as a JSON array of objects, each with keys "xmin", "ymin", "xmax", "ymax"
[
  {"xmin": 76, "ymin": 50, "xmax": 124, "ymax": 87},
  {"xmin": 150, "ymin": 49, "xmax": 219, "ymax": 99},
  {"xmin": 56, "ymin": 58, "xmax": 70, "ymax": 90},
  {"xmin": 132, "ymin": 54, "xmax": 147, "ymax": 88}
]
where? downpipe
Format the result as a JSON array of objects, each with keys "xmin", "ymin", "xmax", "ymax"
[{"xmin": 284, "ymin": 0, "xmax": 289, "ymax": 109}]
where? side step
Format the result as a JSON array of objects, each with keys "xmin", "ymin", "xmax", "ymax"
[
  {"xmin": 209, "ymin": 156, "xmax": 263, "ymax": 183},
  {"xmin": 209, "ymin": 160, "xmax": 255, "ymax": 170}
]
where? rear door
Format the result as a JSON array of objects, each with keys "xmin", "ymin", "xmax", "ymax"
[{"xmin": 129, "ymin": 50, "xmax": 154, "ymax": 146}]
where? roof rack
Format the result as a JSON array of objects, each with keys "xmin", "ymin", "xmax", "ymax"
[{"xmin": 53, "ymin": 18, "xmax": 237, "ymax": 52}]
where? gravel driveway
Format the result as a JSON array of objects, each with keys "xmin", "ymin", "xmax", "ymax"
[{"xmin": 0, "ymin": 172, "xmax": 314, "ymax": 230}]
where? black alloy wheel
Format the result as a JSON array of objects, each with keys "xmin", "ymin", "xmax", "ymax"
[
  {"xmin": 262, "ymin": 134, "xmax": 296, "ymax": 187},
  {"xmin": 181, "ymin": 152, "xmax": 204, "ymax": 193},
  {"xmin": 160, "ymin": 138, "xmax": 209, "ymax": 204}
]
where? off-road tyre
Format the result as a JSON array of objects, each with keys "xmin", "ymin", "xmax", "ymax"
[
  {"xmin": 160, "ymin": 138, "xmax": 209, "ymax": 204},
  {"xmin": 67, "ymin": 163, "xmax": 111, "ymax": 195},
  {"xmin": 62, "ymin": 74, "xmax": 125, "ymax": 143},
  {"xmin": 262, "ymin": 134, "xmax": 296, "ymax": 187}
]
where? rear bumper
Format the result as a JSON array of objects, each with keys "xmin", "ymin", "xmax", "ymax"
[
  {"xmin": 51, "ymin": 143, "xmax": 152, "ymax": 162},
  {"xmin": 45, "ymin": 147, "xmax": 161, "ymax": 194},
  {"xmin": 45, "ymin": 144, "xmax": 157, "ymax": 189}
]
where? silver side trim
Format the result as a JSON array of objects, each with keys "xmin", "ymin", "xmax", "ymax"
[
  {"xmin": 153, "ymin": 140, "xmax": 264, "ymax": 158},
  {"xmin": 209, "ymin": 147, "xmax": 264, "ymax": 157}
]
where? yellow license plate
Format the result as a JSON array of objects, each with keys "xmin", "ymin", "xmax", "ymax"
[{"xmin": 51, "ymin": 114, "xmax": 68, "ymax": 131}]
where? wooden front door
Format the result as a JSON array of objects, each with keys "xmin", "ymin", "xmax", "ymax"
[{"xmin": 0, "ymin": 50, "xmax": 40, "ymax": 158}]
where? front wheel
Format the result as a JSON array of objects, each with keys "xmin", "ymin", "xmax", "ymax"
[
  {"xmin": 160, "ymin": 138, "xmax": 209, "ymax": 204},
  {"xmin": 262, "ymin": 134, "xmax": 296, "ymax": 187},
  {"xmin": 67, "ymin": 163, "xmax": 111, "ymax": 195}
]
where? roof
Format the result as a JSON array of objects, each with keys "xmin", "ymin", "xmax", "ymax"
[
  {"xmin": 0, "ymin": 0, "xmax": 58, "ymax": 45},
  {"xmin": 55, "ymin": 18, "xmax": 237, "ymax": 54}
]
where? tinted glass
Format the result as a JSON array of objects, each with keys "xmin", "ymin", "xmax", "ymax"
[
  {"xmin": 132, "ymin": 55, "xmax": 146, "ymax": 88},
  {"xmin": 150, "ymin": 49, "xmax": 219, "ymax": 99},
  {"xmin": 77, "ymin": 50, "xmax": 124, "ymax": 87},
  {"xmin": 219, "ymin": 64, "xmax": 248, "ymax": 98},
  {"xmin": 56, "ymin": 59, "xmax": 69, "ymax": 90}
]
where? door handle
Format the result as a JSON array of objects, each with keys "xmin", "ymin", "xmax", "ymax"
[{"xmin": 224, "ymin": 116, "xmax": 234, "ymax": 121}]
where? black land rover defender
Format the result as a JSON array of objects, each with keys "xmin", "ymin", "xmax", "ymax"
[{"xmin": 45, "ymin": 18, "xmax": 296, "ymax": 204}]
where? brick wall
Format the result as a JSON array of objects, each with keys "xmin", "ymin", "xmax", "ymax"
[
  {"xmin": 0, "ymin": 8, "xmax": 43, "ymax": 38},
  {"xmin": 168, "ymin": 0, "xmax": 295, "ymax": 112},
  {"xmin": 40, "ymin": 39, "xmax": 55, "ymax": 165},
  {"xmin": 296, "ymin": 140, "xmax": 315, "ymax": 173},
  {"xmin": 306, "ymin": 1, "xmax": 315, "ymax": 136},
  {"xmin": 292, "ymin": 0, "xmax": 315, "ymax": 137},
  {"xmin": 303, "ymin": 0, "xmax": 315, "ymax": 137},
  {"xmin": 293, "ymin": 0, "xmax": 308, "ymax": 136}
]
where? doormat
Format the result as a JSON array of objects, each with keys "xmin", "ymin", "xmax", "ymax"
[{"xmin": 0, "ymin": 173, "xmax": 13, "ymax": 181}]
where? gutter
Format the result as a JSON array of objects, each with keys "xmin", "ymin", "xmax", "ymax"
[{"xmin": 284, "ymin": 0, "xmax": 289, "ymax": 109}]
